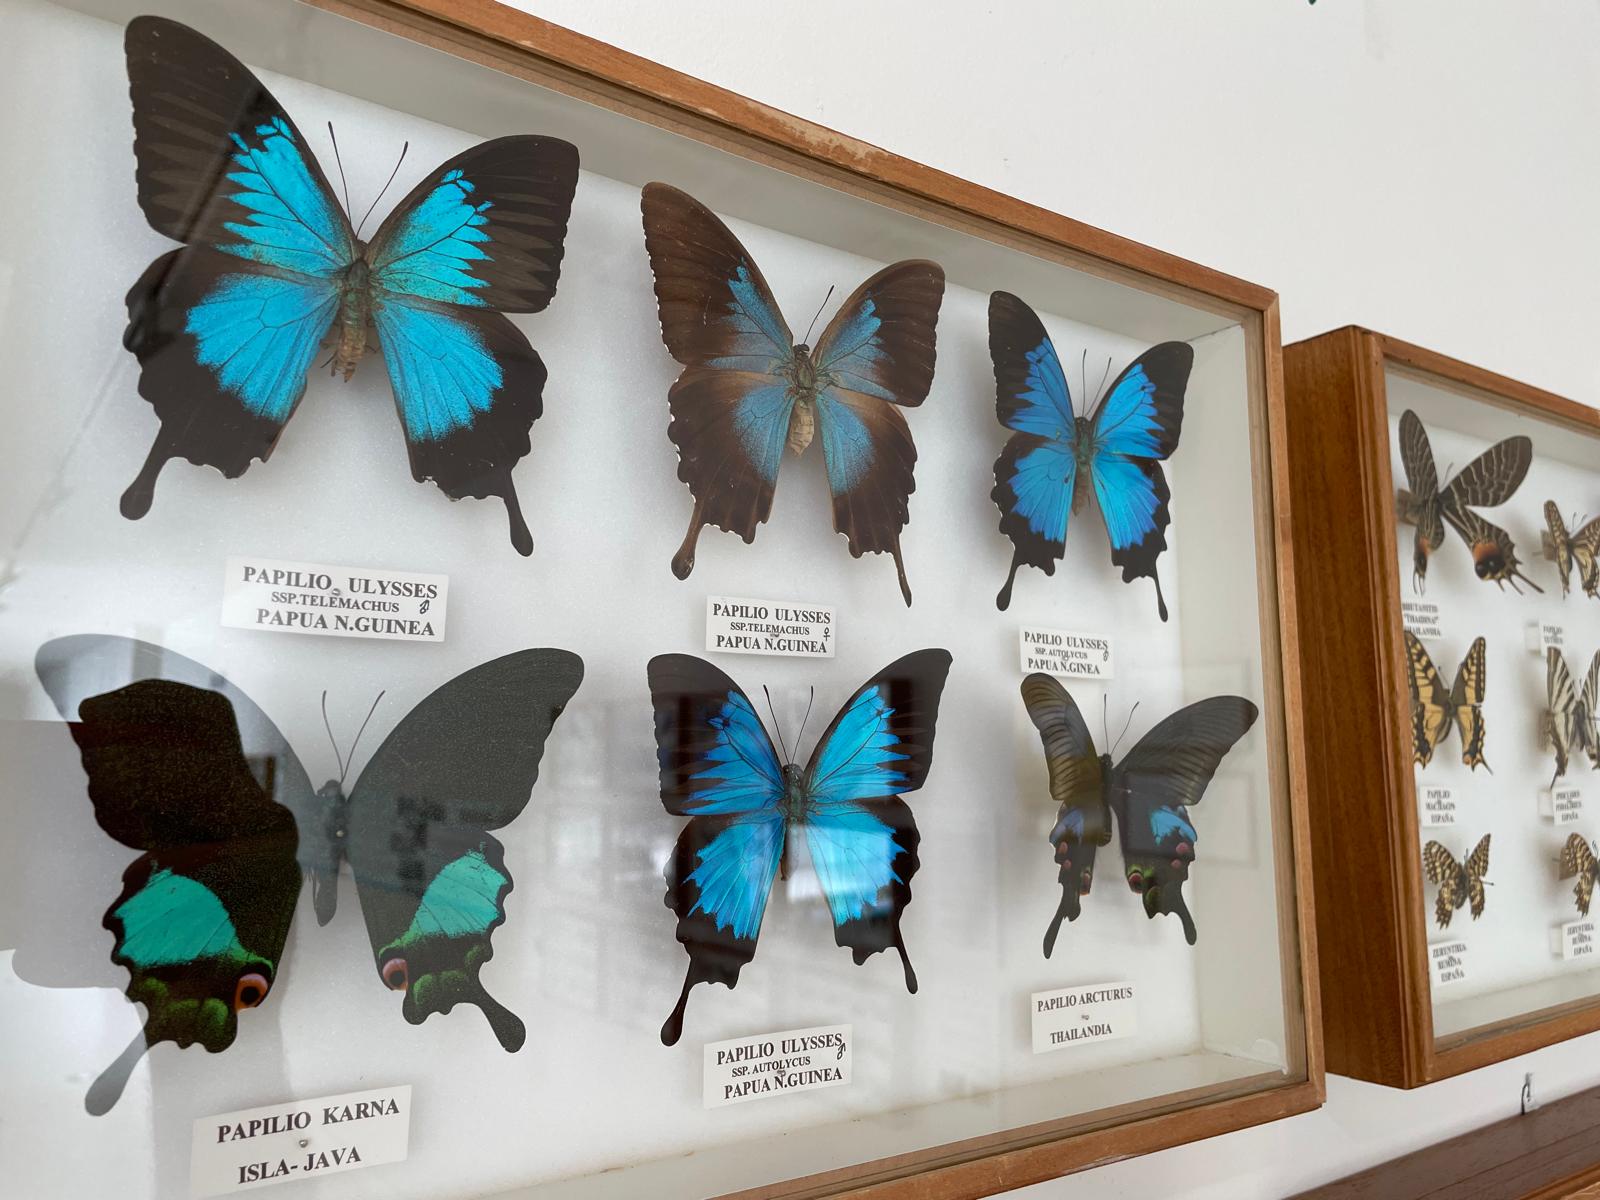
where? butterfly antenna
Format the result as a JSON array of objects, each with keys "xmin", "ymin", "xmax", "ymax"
[
  {"xmin": 763, "ymin": 685, "xmax": 791, "ymax": 764},
  {"xmin": 340, "ymin": 690, "xmax": 387, "ymax": 787},
  {"xmin": 793, "ymin": 687, "xmax": 817, "ymax": 753},
  {"xmin": 1096, "ymin": 355, "xmax": 1114, "ymax": 404},
  {"xmin": 321, "ymin": 691, "xmax": 346, "ymax": 781},
  {"xmin": 326, "ymin": 121, "xmax": 353, "ymax": 219},
  {"xmin": 355, "ymin": 141, "xmax": 410, "ymax": 240},
  {"xmin": 1081, "ymin": 350, "xmax": 1088, "ymax": 413},
  {"xmin": 1110, "ymin": 701, "xmax": 1141, "ymax": 758},
  {"xmin": 802, "ymin": 285, "xmax": 835, "ymax": 347}
]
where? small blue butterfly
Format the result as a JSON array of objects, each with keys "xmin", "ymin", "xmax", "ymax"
[
  {"xmin": 988, "ymin": 291, "xmax": 1192, "ymax": 619},
  {"xmin": 647, "ymin": 650, "xmax": 951, "ymax": 1045},
  {"xmin": 120, "ymin": 17, "xmax": 578, "ymax": 553}
]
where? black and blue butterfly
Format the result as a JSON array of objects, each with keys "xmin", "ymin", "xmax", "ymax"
[
  {"xmin": 641, "ymin": 183, "xmax": 945, "ymax": 605},
  {"xmin": 119, "ymin": 18, "xmax": 579, "ymax": 553},
  {"xmin": 1021, "ymin": 673, "xmax": 1257, "ymax": 948},
  {"xmin": 989, "ymin": 291, "xmax": 1192, "ymax": 620},
  {"xmin": 35, "ymin": 634, "xmax": 582, "ymax": 1114},
  {"xmin": 648, "ymin": 650, "xmax": 951, "ymax": 1045}
]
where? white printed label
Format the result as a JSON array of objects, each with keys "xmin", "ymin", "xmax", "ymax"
[
  {"xmin": 221, "ymin": 557, "xmax": 445, "ymax": 642},
  {"xmin": 1018, "ymin": 627, "xmax": 1113, "ymax": 680},
  {"xmin": 1541, "ymin": 785, "xmax": 1584, "ymax": 824},
  {"xmin": 1030, "ymin": 982, "xmax": 1137, "ymax": 1054},
  {"xmin": 1418, "ymin": 784, "xmax": 1457, "ymax": 827},
  {"xmin": 705, "ymin": 596, "xmax": 835, "ymax": 658},
  {"xmin": 702, "ymin": 1024, "xmax": 851, "ymax": 1108},
  {"xmin": 1429, "ymin": 940, "xmax": 1470, "ymax": 988},
  {"xmin": 190, "ymin": 1084, "xmax": 410, "ymax": 1197},
  {"xmin": 1554, "ymin": 918, "xmax": 1597, "ymax": 961},
  {"xmin": 1527, "ymin": 620, "xmax": 1567, "ymax": 654},
  {"xmin": 1401, "ymin": 600, "xmax": 1444, "ymax": 640}
]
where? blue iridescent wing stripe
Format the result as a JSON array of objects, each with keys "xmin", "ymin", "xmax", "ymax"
[{"xmin": 798, "ymin": 650, "xmax": 951, "ymax": 990}]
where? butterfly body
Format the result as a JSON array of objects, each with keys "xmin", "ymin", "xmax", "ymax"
[
  {"xmin": 37, "ymin": 635, "xmax": 582, "ymax": 1113},
  {"xmin": 649, "ymin": 651, "xmax": 951, "ymax": 1045},
  {"xmin": 1021, "ymin": 675, "xmax": 1256, "ymax": 951},
  {"xmin": 989, "ymin": 292, "xmax": 1191, "ymax": 619},
  {"xmin": 119, "ymin": 19, "xmax": 579, "ymax": 553}
]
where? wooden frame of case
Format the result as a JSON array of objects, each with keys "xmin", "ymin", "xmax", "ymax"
[
  {"xmin": 1284, "ymin": 326, "xmax": 1600, "ymax": 1089},
  {"xmin": 277, "ymin": 0, "xmax": 1321, "ymax": 1192}
]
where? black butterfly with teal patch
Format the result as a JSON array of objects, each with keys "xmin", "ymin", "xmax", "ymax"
[
  {"xmin": 35, "ymin": 635, "xmax": 582, "ymax": 1114},
  {"xmin": 990, "ymin": 291, "xmax": 1192, "ymax": 620},
  {"xmin": 1021, "ymin": 674, "xmax": 1257, "ymax": 948},
  {"xmin": 119, "ymin": 17, "xmax": 578, "ymax": 553},
  {"xmin": 648, "ymin": 650, "xmax": 951, "ymax": 1045}
]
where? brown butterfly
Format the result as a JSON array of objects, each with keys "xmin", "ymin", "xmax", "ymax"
[
  {"xmin": 1423, "ymin": 835, "xmax": 1491, "ymax": 929},
  {"xmin": 1396, "ymin": 410, "xmax": 1539, "ymax": 594},
  {"xmin": 1403, "ymin": 631, "xmax": 1488, "ymax": 771},
  {"xmin": 1544, "ymin": 502, "xmax": 1600, "ymax": 599},
  {"xmin": 1559, "ymin": 833, "xmax": 1600, "ymax": 917},
  {"xmin": 640, "ymin": 182, "xmax": 945, "ymax": 605},
  {"xmin": 1546, "ymin": 648, "xmax": 1600, "ymax": 786}
]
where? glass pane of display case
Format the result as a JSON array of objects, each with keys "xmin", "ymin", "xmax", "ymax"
[
  {"xmin": 1386, "ymin": 366, "xmax": 1600, "ymax": 1041},
  {"xmin": 0, "ymin": 0, "xmax": 1314, "ymax": 1195}
]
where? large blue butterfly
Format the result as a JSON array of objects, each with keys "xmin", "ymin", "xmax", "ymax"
[
  {"xmin": 641, "ymin": 183, "xmax": 945, "ymax": 606},
  {"xmin": 647, "ymin": 650, "xmax": 951, "ymax": 1045},
  {"xmin": 989, "ymin": 291, "xmax": 1192, "ymax": 619},
  {"xmin": 119, "ymin": 17, "xmax": 579, "ymax": 553}
]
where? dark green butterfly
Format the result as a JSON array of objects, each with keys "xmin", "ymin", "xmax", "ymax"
[{"xmin": 35, "ymin": 635, "xmax": 582, "ymax": 1115}]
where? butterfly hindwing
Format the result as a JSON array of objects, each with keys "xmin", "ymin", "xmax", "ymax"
[
  {"xmin": 799, "ymin": 649, "xmax": 951, "ymax": 984},
  {"xmin": 342, "ymin": 649, "xmax": 583, "ymax": 1052},
  {"xmin": 34, "ymin": 635, "xmax": 312, "ymax": 1115},
  {"xmin": 812, "ymin": 262, "xmax": 945, "ymax": 605},
  {"xmin": 1110, "ymin": 696, "xmax": 1260, "ymax": 944},
  {"xmin": 1020, "ymin": 674, "xmax": 1109, "ymax": 956}
]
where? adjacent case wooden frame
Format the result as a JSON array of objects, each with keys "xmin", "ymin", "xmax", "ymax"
[
  {"xmin": 31, "ymin": 0, "xmax": 1321, "ymax": 1192},
  {"xmin": 1284, "ymin": 326, "xmax": 1600, "ymax": 1089}
]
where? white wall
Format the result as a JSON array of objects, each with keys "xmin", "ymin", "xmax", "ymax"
[{"xmin": 503, "ymin": 1, "xmax": 1600, "ymax": 1195}]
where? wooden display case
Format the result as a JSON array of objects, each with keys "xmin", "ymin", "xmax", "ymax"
[{"xmin": 1285, "ymin": 327, "xmax": 1600, "ymax": 1088}]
